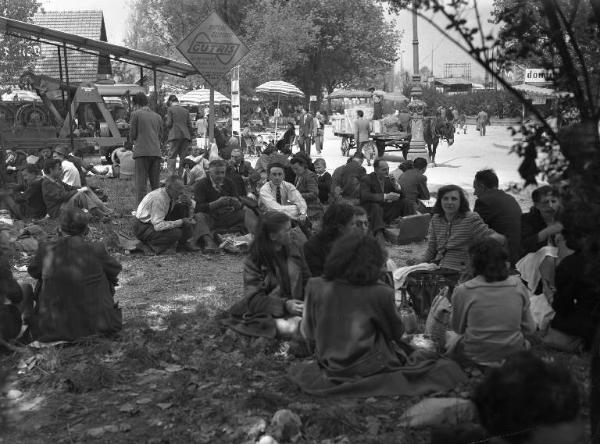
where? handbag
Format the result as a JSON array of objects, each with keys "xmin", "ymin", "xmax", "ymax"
[{"xmin": 396, "ymin": 289, "xmax": 418, "ymax": 334}]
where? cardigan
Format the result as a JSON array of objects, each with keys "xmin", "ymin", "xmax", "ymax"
[{"xmin": 423, "ymin": 212, "xmax": 497, "ymax": 271}]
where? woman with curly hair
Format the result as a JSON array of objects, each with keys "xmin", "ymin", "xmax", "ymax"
[
  {"xmin": 224, "ymin": 212, "xmax": 310, "ymax": 338},
  {"xmin": 450, "ymin": 238, "xmax": 536, "ymax": 366},
  {"xmin": 289, "ymin": 234, "xmax": 466, "ymax": 397},
  {"xmin": 418, "ymin": 184, "xmax": 504, "ymax": 272},
  {"xmin": 303, "ymin": 203, "xmax": 357, "ymax": 276}
]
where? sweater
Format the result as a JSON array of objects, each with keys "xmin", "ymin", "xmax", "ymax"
[{"xmin": 451, "ymin": 275, "xmax": 536, "ymax": 363}]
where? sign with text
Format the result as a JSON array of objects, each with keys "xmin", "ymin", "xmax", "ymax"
[
  {"xmin": 176, "ymin": 12, "xmax": 249, "ymax": 87},
  {"xmin": 525, "ymin": 68, "xmax": 554, "ymax": 83}
]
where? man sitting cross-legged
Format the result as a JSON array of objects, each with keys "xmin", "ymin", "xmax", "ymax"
[
  {"xmin": 193, "ymin": 159, "xmax": 256, "ymax": 252},
  {"xmin": 41, "ymin": 159, "xmax": 113, "ymax": 220},
  {"xmin": 360, "ymin": 159, "xmax": 413, "ymax": 244},
  {"xmin": 259, "ymin": 162, "xmax": 307, "ymax": 222},
  {"xmin": 133, "ymin": 175, "xmax": 202, "ymax": 254}
]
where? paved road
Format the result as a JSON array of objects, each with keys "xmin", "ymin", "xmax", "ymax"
[{"xmin": 314, "ymin": 124, "xmax": 523, "ymax": 197}]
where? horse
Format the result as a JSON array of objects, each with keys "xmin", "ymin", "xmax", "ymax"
[{"xmin": 423, "ymin": 116, "xmax": 455, "ymax": 165}]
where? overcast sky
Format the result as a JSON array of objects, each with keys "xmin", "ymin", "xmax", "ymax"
[{"xmin": 41, "ymin": 0, "xmax": 496, "ymax": 80}]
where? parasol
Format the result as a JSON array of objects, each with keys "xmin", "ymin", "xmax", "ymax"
[
  {"xmin": 179, "ymin": 89, "xmax": 231, "ymax": 106},
  {"xmin": 255, "ymin": 80, "xmax": 304, "ymax": 135},
  {"xmin": 326, "ymin": 89, "xmax": 372, "ymax": 99}
]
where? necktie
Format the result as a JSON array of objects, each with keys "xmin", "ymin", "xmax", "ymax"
[{"xmin": 276, "ymin": 185, "xmax": 282, "ymax": 204}]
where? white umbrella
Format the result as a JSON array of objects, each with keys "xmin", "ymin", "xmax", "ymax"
[
  {"xmin": 1, "ymin": 89, "xmax": 41, "ymax": 102},
  {"xmin": 255, "ymin": 80, "xmax": 304, "ymax": 98},
  {"xmin": 179, "ymin": 89, "xmax": 230, "ymax": 106},
  {"xmin": 255, "ymin": 80, "xmax": 304, "ymax": 134}
]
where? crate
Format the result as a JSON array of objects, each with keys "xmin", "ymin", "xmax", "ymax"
[{"xmin": 384, "ymin": 213, "xmax": 431, "ymax": 244}]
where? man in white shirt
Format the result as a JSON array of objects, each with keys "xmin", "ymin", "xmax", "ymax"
[
  {"xmin": 52, "ymin": 145, "xmax": 82, "ymax": 188},
  {"xmin": 133, "ymin": 175, "xmax": 202, "ymax": 254},
  {"xmin": 259, "ymin": 163, "xmax": 307, "ymax": 221}
]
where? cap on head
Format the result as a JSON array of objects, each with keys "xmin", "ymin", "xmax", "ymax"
[{"xmin": 53, "ymin": 145, "xmax": 69, "ymax": 156}]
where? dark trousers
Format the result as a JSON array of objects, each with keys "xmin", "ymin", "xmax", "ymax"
[
  {"xmin": 195, "ymin": 209, "xmax": 248, "ymax": 238},
  {"xmin": 133, "ymin": 203, "xmax": 192, "ymax": 254},
  {"xmin": 135, "ymin": 156, "xmax": 162, "ymax": 205},
  {"xmin": 298, "ymin": 135, "xmax": 311, "ymax": 155},
  {"xmin": 363, "ymin": 199, "xmax": 414, "ymax": 234}
]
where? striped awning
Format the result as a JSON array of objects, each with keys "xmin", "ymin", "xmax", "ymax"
[
  {"xmin": 255, "ymin": 80, "xmax": 304, "ymax": 98},
  {"xmin": 179, "ymin": 89, "xmax": 230, "ymax": 106},
  {"xmin": 327, "ymin": 89, "xmax": 372, "ymax": 99}
]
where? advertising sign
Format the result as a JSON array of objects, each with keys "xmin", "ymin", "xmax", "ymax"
[
  {"xmin": 176, "ymin": 12, "xmax": 249, "ymax": 87},
  {"xmin": 525, "ymin": 68, "xmax": 553, "ymax": 83}
]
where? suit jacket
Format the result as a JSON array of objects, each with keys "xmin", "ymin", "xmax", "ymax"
[
  {"xmin": 166, "ymin": 104, "xmax": 193, "ymax": 141},
  {"xmin": 41, "ymin": 177, "xmax": 77, "ymax": 218},
  {"xmin": 294, "ymin": 170, "xmax": 322, "ymax": 217},
  {"xmin": 360, "ymin": 172, "xmax": 400, "ymax": 205},
  {"xmin": 316, "ymin": 172, "xmax": 332, "ymax": 204},
  {"xmin": 226, "ymin": 161, "xmax": 254, "ymax": 195},
  {"xmin": 474, "ymin": 189, "xmax": 522, "ymax": 265},
  {"xmin": 299, "ymin": 112, "xmax": 314, "ymax": 137},
  {"xmin": 396, "ymin": 169, "xmax": 430, "ymax": 206},
  {"xmin": 193, "ymin": 176, "xmax": 239, "ymax": 214},
  {"xmin": 130, "ymin": 107, "xmax": 163, "ymax": 157}
]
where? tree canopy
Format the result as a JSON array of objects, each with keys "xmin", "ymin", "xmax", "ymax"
[
  {"xmin": 124, "ymin": 0, "xmax": 400, "ymax": 101},
  {"xmin": 0, "ymin": 0, "xmax": 41, "ymax": 87}
]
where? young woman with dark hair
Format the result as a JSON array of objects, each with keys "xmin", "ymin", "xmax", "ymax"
[
  {"xmin": 225, "ymin": 212, "xmax": 310, "ymax": 338},
  {"xmin": 450, "ymin": 238, "xmax": 536, "ymax": 366},
  {"xmin": 303, "ymin": 203, "xmax": 357, "ymax": 276},
  {"xmin": 418, "ymin": 184, "xmax": 504, "ymax": 272},
  {"xmin": 289, "ymin": 234, "xmax": 466, "ymax": 397}
]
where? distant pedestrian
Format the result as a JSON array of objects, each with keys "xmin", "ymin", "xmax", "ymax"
[
  {"xmin": 165, "ymin": 95, "xmax": 193, "ymax": 177},
  {"xmin": 353, "ymin": 110, "xmax": 371, "ymax": 158},
  {"xmin": 130, "ymin": 92, "xmax": 163, "ymax": 205},
  {"xmin": 476, "ymin": 109, "xmax": 489, "ymax": 136}
]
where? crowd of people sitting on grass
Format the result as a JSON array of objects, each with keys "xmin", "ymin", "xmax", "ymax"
[{"xmin": 0, "ymin": 92, "xmax": 596, "ymax": 439}]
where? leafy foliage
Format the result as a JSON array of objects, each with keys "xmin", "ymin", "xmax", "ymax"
[
  {"xmin": 419, "ymin": 87, "xmax": 523, "ymax": 117},
  {"xmin": 0, "ymin": 0, "xmax": 41, "ymax": 87}
]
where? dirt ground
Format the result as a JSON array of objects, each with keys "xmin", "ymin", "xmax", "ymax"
[{"xmin": 0, "ymin": 175, "xmax": 592, "ymax": 443}]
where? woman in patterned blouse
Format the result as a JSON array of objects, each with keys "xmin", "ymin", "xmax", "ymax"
[{"xmin": 419, "ymin": 184, "xmax": 505, "ymax": 272}]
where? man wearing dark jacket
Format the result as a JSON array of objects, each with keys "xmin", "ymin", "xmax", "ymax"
[
  {"xmin": 473, "ymin": 169, "xmax": 522, "ymax": 265},
  {"xmin": 360, "ymin": 159, "xmax": 413, "ymax": 241},
  {"xmin": 15, "ymin": 164, "xmax": 46, "ymax": 219},
  {"xmin": 331, "ymin": 152, "xmax": 366, "ymax": 204},
  {"xmin": 130, "ymin": 92, "xmax": 164, "ymax": 205},
  {"xmin": 397, "ymin": 157, "xmax": 430, "ymax": 213},
  {"xmin": 226, "ymin": 148, "xmax": 254, "ymax": 197},
  {"xmin": 194, "ymin": 160, "xmax": 255, "ymax": 251},
  {"xmin": 165, "ymin": 95, "xmax": 193, "ymax": 177}
]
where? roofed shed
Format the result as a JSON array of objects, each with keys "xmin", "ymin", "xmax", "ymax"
[{"xmin": 33, "ymin": 10, "xmax": 111, "ymax": 83}]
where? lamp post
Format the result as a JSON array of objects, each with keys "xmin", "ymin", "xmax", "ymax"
[{"xmin": 406, "ymin": 1, "xmax": 428, "ymax": 160}]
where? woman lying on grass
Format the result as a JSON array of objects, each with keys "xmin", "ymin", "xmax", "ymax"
[{"xmin": 288, "ymin": 234, "xmax": 466, "ymax": 397}]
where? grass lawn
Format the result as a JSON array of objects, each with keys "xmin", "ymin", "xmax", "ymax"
[{"xmin": 0, "ymin": 174, "xmax": 592, "ymax": 443}]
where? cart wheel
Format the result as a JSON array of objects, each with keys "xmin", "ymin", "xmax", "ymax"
[{"xmin": 341, "ymin": 137, "xmax": 350, "ymax": 156}]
